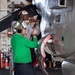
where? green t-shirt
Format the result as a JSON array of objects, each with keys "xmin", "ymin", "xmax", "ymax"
[{"xmin": 11, "ymin": 34, "xmax": 38, "ymax": 63}]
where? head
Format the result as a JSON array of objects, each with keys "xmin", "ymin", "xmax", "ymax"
[
  {"xmin": 12, "ymin": 21, "xmax": 27, "ymax": 36},
  {"xmin": 18, "ymin": 10, "xmax": 29, "ymax": 21},
  {"xmin": 23, "ymin": 14, "xmax": 29, "ymax": 20}
]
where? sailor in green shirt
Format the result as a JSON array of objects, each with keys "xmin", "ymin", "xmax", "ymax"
[{"xmin": 11, "ymin": 17, "xmax": 38, "ymax": 75}]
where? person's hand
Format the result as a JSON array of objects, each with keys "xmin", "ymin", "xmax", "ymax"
[
  {"xmin": 32, "ymin": 28, "xmax": 38, "ymax": 35},
  {"xmin": 35, "ymin": 20, "xmax": 39, "ymax": 25}
]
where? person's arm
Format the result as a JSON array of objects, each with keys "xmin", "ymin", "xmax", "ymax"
[{"xmin": 22, "ymin": 36, "xmax": 38, "ymax": 48}]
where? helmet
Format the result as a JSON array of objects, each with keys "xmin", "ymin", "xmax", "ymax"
[
  {"xmin": 17, "ymin": 10, "xmax": 28, "ymax": 20},
  {"xmin": 11, "ymin": 21, "xmax": 26, "ymax": 33}
]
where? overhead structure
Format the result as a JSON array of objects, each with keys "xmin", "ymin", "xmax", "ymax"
[{"xmin": 0, "ymin": 4, "xmax": 38, "ymax": 32}]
